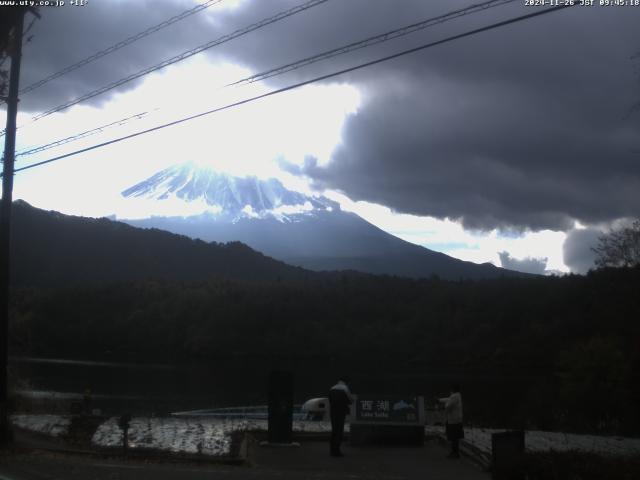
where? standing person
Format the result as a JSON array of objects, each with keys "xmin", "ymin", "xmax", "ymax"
[
  {"xmin": 439, "ymin": 384, "xmax": 463, "ymax": 459},
  {"xmin": 328, "ymin": 377, "xmax": 353, "ymax": 457}
]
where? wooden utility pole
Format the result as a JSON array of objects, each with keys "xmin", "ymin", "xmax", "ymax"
[{"xmin": 0, "ymin": 8, "xmax": 25, "ymax": 445}]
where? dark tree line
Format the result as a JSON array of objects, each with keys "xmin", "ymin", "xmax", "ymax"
[{"xmin": 8, "ymin": 266, "xmax": 640, "ymax": 435}]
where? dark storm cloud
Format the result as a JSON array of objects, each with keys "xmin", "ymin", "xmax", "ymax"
[
  {"xmin": 287, "ymin": 4, "xmax": 640, "ymax": 231},
  {"xmin": 220, "ymin": 1, "xmax": 640, "ymax": 231},
  {"xmin": 498, "ymin": 251, "xmax": 547, "ymax": 275},
  {"xmin": 563, "ymin": 228, "xmax": 601, "ymax": 274},
  {"xmin": 14, "ymin": 0, "xmax": 640, "ymax": 231},
  {"xmin": 18, "ymin": 0, "xmax": 429, "ymax": 111},
  {"xmin": 17, "ymin": 0, "xmax": 302, "ymax": 111},
  {"xmin": 17, "ymin": 0, "xmax": 217, "ymax": 111},
  {"xmin": 301, "ymin": 69, "xmax": 640, "ymax": 230}
]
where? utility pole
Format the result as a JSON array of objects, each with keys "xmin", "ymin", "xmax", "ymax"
[{"xmin": 0, "ymin": 8, "xmax": 25, "ymax": 446}]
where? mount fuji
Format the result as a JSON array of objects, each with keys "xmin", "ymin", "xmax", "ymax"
[{"xmin": 121, "ymin": 163, "xmax": 524, "ymax": 280}]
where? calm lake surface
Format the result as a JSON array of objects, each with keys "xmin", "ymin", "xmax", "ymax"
[{"xmin": 9, "ymin": 356, "xmax": 532, "ymax": 421}]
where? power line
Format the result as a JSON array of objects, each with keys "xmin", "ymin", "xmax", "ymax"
[
  {"xmin": 18, "ymin": 0, "xmax": 225, "ymax": 97},
  {"xmin": 25, "ymin": 0, "xmax": 330, "ymax": 125},
  {"xmin": 9, "ymin": 4, "xmax": 576, "ymax": 176},
  {"xmin": 227, "ymin": 0, "xmax": 517, "ymax": 88},
  {"xmin": 13, "ymin": 0, "xmax": 514, "ymax": 160},
  {"xmin": 22, "ymin": 14, "xmax": 38, "ymax": 43},
  {"xmin": 15, "ymin": 111, "xmax": 150, "ymax": 158}
]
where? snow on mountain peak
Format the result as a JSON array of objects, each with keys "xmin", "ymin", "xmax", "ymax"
[{"xmin": 121, "ymin": 163, "xmax": 337, "ymax": 221}]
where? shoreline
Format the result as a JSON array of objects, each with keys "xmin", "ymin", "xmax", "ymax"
[{"xmin": 9, "ymin": 414, "xmax": 640, "ymax": 462}]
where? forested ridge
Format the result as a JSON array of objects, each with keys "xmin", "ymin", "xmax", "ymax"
[{"xmin": 10, "ymin": 200, "xmax": 311, "ymax": 286}]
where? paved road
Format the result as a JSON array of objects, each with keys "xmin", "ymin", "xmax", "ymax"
[{"xmin": 0, "ymin": 438, "xmax": 488, "ymax": 480}]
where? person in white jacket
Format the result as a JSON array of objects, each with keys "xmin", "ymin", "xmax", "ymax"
[{"xmin": 439, "ymin": 384, "xmax": 463, "ymax": 458}]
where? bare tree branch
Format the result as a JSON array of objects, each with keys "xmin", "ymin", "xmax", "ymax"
[{"xmin": 592, "ymin": 220, "xmax": 640, "ymax": 269}]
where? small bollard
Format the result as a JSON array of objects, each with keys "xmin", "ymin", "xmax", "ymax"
[
  {"xmin": 69, "ymin": 401, "xmax": 83, "ymax": 415},
  {"xmin": 83, "ymin": 388, "xmax": 92, "ymax": 415},
  {"xmin": 491, "ymin": 430, "xmax": 525, "ymax": 480},
  {"xmin": 119, "ymin": 413, "xmax": 132, "ymax": 454}
]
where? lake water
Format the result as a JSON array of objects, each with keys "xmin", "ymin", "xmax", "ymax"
[{"xmin": 9, "ymin": 356, "xmax": 532, "ymax": 424}]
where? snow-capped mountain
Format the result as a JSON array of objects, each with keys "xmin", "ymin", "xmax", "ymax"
[
  {"xmin": 121, "ymin": 163, "xmax": 527, "ymax": 280},
  {"xmin": 122, "ymin": 162, "xmax": 337, "ymax": 222}
]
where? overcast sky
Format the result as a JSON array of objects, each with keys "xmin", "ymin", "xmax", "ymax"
[{"xmin": 2, "ymin": 0, "xmax": 639, "ymax": 274}]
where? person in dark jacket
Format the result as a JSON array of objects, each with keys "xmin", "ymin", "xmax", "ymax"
[{"xmin": 328, "ymin": 377, "xmax": 353, "ymax": 457}]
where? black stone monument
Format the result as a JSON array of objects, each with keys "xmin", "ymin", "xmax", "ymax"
[{"xmin": 267, "ymin": 371, "xmax": 293, "ymax": 444}]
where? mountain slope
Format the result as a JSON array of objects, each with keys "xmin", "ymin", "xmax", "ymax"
[
  {"xmin": 121, "ymin": 164, "xmax": 526, "ymax": 280},
  {"xmin": 10, "ymin": 200, "xmax": 311, "ymax": 288}
]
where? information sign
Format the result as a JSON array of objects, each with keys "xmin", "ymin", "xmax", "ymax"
[{"xmin": 353, "ymin": 395, "xmax": 424, "ymax": 425}]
